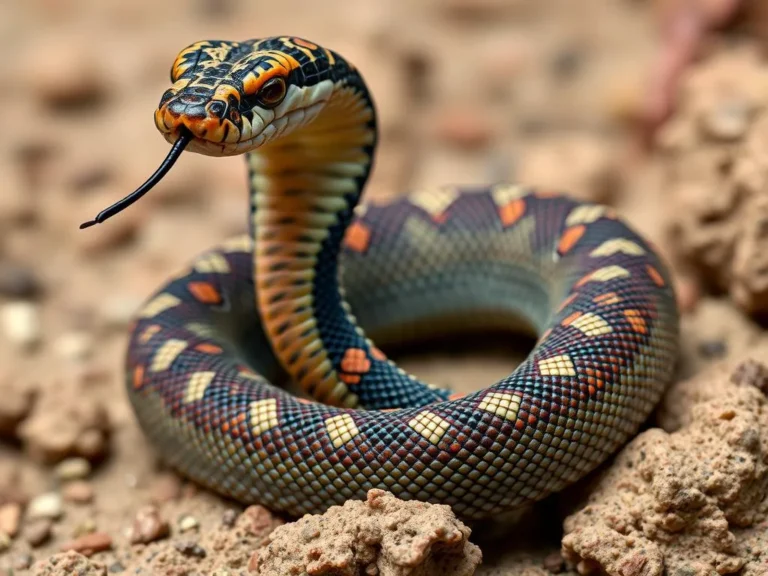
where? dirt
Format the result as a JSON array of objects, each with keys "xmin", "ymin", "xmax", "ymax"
[{"xmin": 0, "ymin": 0, "xmax": 767, "ymax": 575}]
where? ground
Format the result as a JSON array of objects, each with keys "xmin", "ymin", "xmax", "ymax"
[{"xmin": 0, "ymin": 0, "xmax": 767, "ymax": 574}]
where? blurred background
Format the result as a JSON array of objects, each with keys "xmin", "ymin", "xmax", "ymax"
[{"xmin": 1, "ymin": 0, "xmax": 768, "ymax": 573}]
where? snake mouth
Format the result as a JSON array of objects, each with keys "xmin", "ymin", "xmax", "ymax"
[
  {"xmin": 162, "ymin": 127, "xmax": 269, "ymax": 158},
  {"xmin": 159, "ymin": 97, "xmax": 329, "ymax": 157}
]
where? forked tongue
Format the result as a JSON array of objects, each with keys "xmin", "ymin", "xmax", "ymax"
[{"xmin": 79, "ymin": 128, "xmax": 193, "ymax": 229}]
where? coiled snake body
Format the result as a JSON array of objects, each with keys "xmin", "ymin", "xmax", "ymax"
[{"xmin": 84, "ymin": 37, "xmax": 679, "ymax": 519}]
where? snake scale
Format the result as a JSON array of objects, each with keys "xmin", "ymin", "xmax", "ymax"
[{"xmin": 82, "ymin": 36, "xmax": 679, "ymax": 520}]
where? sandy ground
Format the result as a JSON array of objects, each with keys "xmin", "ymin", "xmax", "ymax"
[{"xmin": 1, "ymin": 0, "xmax": 767, "ymax": 574}]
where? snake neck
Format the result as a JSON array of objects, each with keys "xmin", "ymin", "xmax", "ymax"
[{"xmin": 248, "ymin": 76, "xmax": 448, "ymax": 409}]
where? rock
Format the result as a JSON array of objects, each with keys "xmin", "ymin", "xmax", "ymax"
[
  {"xmin": 543, "ymin": 551, "xmax": 565, "ymax": 573},
  {"xmin": 0, "ymin": 502, "xmax": 22, "ymax": 537},
  {"xmin": 178, "ymin": 514, "xmax": 199, "ymax": 533},
  {"xmin": 174, "ymin": 540, "xmax": 207, "ymax": 559},
  {"xmin": 221, "ymin": 509, "xmax": 239, "ymax": 528},
  {"xmin": 25, "ymin": 519, "xmax": 53, "ymax": 547},
  {"xmin": 18, "ymin": 374, "xmax": 111, "ymax": 464},
  {"xmin": 250, "ymin": 489, "xmax": 481, "ymax": 576},
  {"xmin": 55, "ymin": 457, "xmax": 92, "ymax": 482},
  {"xmin": 731, "ymin": 358, "xmax": 768, "ymax": 394},
  {"xmin": 62, "ymin": 481, "xmax": 94, "ymax": 505},
  {"xmin": 0, "ymin": 531, "xmax": 10, "ymax": 552},
  {"xmin": 72, "ymin": 518, "xmax": 97, "ymax": 537},
  {"xmin": 563, "ymin": 350, "xmax": 768, "ymax": 573},
  {"xmin": 0, "ymin": 262, "xmax": 42, "ymax": 299},
  {"xmin": 107, "ymin": 561, "xmax": 125, "ymax": 573},
  {"xmin": 0, "ymin": 301, "xmax": 42, "ymax": 350},
  {"xmin": 53, "ymin": 332, "xmax": 93, "ymax": 362},
  {"xmin": 74, "ymin": 429, "xmax": 109, "ymax": 461},
  {"xmin": 661, "ymin": 44, "xmax": 768, "ymax": 318},
  {"xmin": 128, "ymin": 505, "xmax": 170, "ymax": 544},
  {"xmin": 60, "ymin": 532, "xmax": 113, "ymax": 557},
  {"xmin": 0, "ymin": 461, "xmax": 27, "ymax": 506},
  {"xmin": 0, "ymin": 375, "xmax": 36, "ymax": 438},
  {"xmin": 700, "ymin": 98, "xmax": 753, "ymax": 141},
  {"xmin": 13, "ymin": 553, "xmax": 33, "ymax": 570},
  {"xmin": 27, "ymin": 492, "xmax": 63, "ymax": 521},
  {"xmin": 32, "ymin": 550, "xmax": 107, "ymax": 575}
]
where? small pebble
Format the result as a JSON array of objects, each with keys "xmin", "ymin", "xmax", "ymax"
[
  {"xmin": 27, "ymin": 492, "xmax": 63, "ymax": 520},
  {"xmin": 108, "ymin": 561, "xmax": 126, "ymax": 573},
  {"xmin": 731, "ymin": 359, "xmax": 768, "ymax": 393},
  {"xmin": 0, "ymin": 302, "xmax": 42, "ymax": 349},
  {"xmin": 0, "ymin": 502, "xmax": 22, "ymax": 537},
  {"xmin": 54, "ymin": 332, "xmax": 94, "ymax": 362},
  {"xmin": 13, "ymin": 553, "xmax": 34, "ymax": 570},
  {"xmin": 701, "ymin": 99, "xmax": 751, "ymax": 141},
  {"xmin": 129, "ymin": 505, "xmax": 170, "ymax": 544},
  {"xmin": 0, "ymin": 531, "xmax": 10, "ymax": 552},
  {"xmin": 63, "ymin": 481, "xmax": 95, "ymax": 505},
  {"xmin": 25, "ymin": 519, "xmax": 52, "ymax": 547},
  {"xmin": 55, "ymin": 457, "xmax": 92, "ymax": 482},
  {"xmin": 174, "ymin": 540, "xmax": 207, "ymax": 559},
  {"xmin": 543, "ymin": 551, "xmax": 565, "ymax": 573},
  {"xmin": 73, "ymin": 518, "xmax": 97, "ymax": 538},
  {"xmin": 698, "ymin": 340, "xmax": 727, "ymax": 359},
  {"xmin": 60, "ymin": 531, "xmax": 113, "ymax": 557},
  {"xmin": 0, "ymin": 263, "xmax": 42, "ymax": 299},
  {"xmin": 178, "ymin": 514, "xmax": 199, "ymax": 533},
  {"xmin": 221, "ymin": 509, "xmax": 239, "ymax": 527}
]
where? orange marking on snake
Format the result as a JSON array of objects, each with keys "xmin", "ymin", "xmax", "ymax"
[
  {"xmin": 499, "ymin": 198, "xmax": 526, "ymax": 227},
  {"xmin": 188, "ymin": 281, "xmax": 222, "ymax": 305},
  {"xmin": 448, "ymin": 393, "xmax": 466, "ymax": 401},
  {"xmin": 646, "ymin": 264, "xmax": 665, "ymax": 287},
  {"xmin": 594, "ymin": 292, "xmax": 621, "ymax": 306},
  {"xmin": 341, "ymin": 348, "xmax": 371, "ymax": 374},
  {"xmin": 195, "ymin": 343, "xmax": 223, "ymax": 354},
  {"xmin": 561, "ymin": 311, "xmax": 583, "ymax": 326},
  {"xmin": 558, "ymin": 225, "xmax": 586, "ymax": 255},
  {"xmin": 343, "ymin": 221, "xmax": 371, "ymax": 253},
  {"xmin": 624, "ymin": 309, "xmax": 648, "ymax": 334},
  {"xmin": 340, "ymin": 373, "xmax": 361, "ymax": 385},
  {"xmin": 133, "ymin": 365, "xmax": 144, "ymax": 390}
]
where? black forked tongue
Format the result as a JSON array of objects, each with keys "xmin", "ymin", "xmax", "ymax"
[{"xmin": 79, "ymin": 128, "xmax": 193, "ymax": 229}]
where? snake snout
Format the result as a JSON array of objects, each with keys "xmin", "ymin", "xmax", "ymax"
[{"xmin": 156, "ymin": 92, "xmax": 224, "ymax": 142}]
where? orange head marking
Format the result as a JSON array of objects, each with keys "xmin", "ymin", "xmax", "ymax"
[{"xmin": 153, "ymin": 38, "xmax": 330, "ymax": 158}]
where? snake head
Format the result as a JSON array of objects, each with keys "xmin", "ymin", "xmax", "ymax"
[{"xmin": 154, "ymin": 39, "xmax": 334, "ymax": 157}]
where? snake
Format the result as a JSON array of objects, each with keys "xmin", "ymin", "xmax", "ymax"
[{"xmin": 82, "ymin": 36, "xmax": 679, "ymax": 520}]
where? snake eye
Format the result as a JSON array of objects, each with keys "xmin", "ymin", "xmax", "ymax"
[
  {"xmin": 208, "ymin": 100, "xmax": 227, "ymax": 118},
  {"xmin": 257, "ymin": 77, "xmax": 287, "ymax": 108}
]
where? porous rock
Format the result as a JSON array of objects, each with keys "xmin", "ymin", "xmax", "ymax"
[
  {"xmin": 250, "ymin": 489, "xmax": 481, "ymax": 576},
  {"xmin": 562, "ymin": 345, "xmax": 768, "ymax": 575}
]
